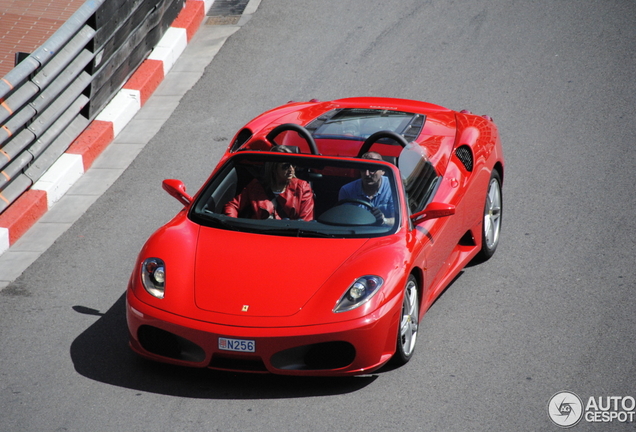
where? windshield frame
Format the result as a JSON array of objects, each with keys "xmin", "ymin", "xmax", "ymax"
[
  {"xmin": 189, "ymin": 152, "xmax": 403, "ymax": 239},
  {"xmin": 306, "ymin": 108, "xmax": 425, "ymax": 142}
]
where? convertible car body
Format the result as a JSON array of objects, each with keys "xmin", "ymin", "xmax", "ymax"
[{"xmin": 126, "ymin": 97, "xmax": 504, "ymax": 376}]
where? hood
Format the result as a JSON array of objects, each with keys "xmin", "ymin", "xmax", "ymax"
[{"xmin": 194, "ymin": 227, "xmax": 368, "ymax": 317}]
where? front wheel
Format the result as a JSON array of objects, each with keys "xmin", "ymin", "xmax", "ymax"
[
  {"xmin": 393, "ymin": 275, "xmax": 419, "ymax": 365},
  {"xmin": 477, "ymin": 170, "xmax": 502, "ymax": 260}
]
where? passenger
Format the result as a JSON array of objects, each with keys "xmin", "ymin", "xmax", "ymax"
[
  {"xmin": 224, "ymin": 145, "xmax": 314, "ymax": 220},
  {"xmin": 338, "ymin": 151, "xmax": 395, "ymax": 225}
]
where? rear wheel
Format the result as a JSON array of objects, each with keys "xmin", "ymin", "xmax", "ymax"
[
  {"xmin": 393, "ymin": 275, "xmax": 419, "ymax": 365},
  {"xmin": 477, "ymin": 170, "xmax": 502, "ymax": 260}
]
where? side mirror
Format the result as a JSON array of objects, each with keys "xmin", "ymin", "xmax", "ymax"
[
  {"xmin": 162, "ymin": 179, "xmax": 192, "ymax": 206},
  {"xmin": 410, "ymin": 202, "xmax": 455, "ymax": 224}
]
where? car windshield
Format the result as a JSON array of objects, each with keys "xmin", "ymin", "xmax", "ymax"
[
  {"xmin": 190, "ymin": 153, "xmax": 401, "ymax": 238},
  {"xmin": 307, "ymin": 108, "xmax": 425, "ymax": 142}
]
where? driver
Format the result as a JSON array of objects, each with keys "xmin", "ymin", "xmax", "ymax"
[
  {"xmin": 338, "ymin": 152, "xmax": 395, "ymax": 225},
  {"xmin": 224, "ymin": 145, "xmax": 314, "ymax": 220}
]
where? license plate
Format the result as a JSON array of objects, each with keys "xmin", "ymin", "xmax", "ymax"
[{"xmin": 218, "ymin": 337, "xmax": 255, "ymax": 353}]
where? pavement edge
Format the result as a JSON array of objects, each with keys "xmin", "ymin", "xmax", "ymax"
[{"xmin": 0, "ymin": 0, "xmax": 211, "ymax": 255}]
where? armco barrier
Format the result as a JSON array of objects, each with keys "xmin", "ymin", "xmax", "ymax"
[
  {"xmin": 0, "ymin": 0, "xmax": 102, "ymax": 214},
  {"xmin": 0, "ymin": 0, "xmax": 209, "ymax": 252}
]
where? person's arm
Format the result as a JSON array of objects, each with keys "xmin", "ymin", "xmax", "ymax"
[
  {"xmin": 223, "ymin": 193, "xmax": 243, "ymax": 218},
  {"xmin": 376, "ymin": 178, "xmax": 395, "ymax": 225},
  {"xmin": 370, "ymin": 207, "xmax": 393, "ymax": 225},
  {"xmin": 224, "ymin": 180, "xmax": 257, "ymax": 218},
  {"xmin": 298, "ymin": 181, "xmax": 314, "ymax": 220}
]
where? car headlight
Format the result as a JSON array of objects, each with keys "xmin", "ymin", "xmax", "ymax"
[
  {"xmin": 141, "ymin": 258, "xmax": 165, "ymax": 299},
  {"xmin": 333, "ymin": 276, "xmax": 384, "ymax": 313}
]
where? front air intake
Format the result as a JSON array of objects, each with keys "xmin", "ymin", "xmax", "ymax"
[
  {"xmin": 270, "ymin": 341, "xmax": 356, "ymax": 370},
  {"xmin": 137, "ymin": 325, "xmax": 205, "ymax": 363}
]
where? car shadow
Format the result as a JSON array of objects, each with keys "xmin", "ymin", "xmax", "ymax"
[
  {"xmin": 421, "ymin": 270, "xmax": 466, "ymax": 316},
  {"xmin": 70, "ymin": 293, "xmax": 378, "ymax": 399}
]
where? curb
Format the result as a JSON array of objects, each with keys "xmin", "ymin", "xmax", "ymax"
[{"xmin": 0, "ymin": 0, "xmax": 211, "ymax": 255}]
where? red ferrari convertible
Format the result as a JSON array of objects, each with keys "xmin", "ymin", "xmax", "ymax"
[{"xmin": 126, "ymin": 97, "xmax": 504, "ymax": 376}]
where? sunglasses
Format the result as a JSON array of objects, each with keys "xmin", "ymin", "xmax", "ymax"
[
  {"xmin": 279, "ymin": 163, "xmax": 295, "ymax": 170},
  {"xmin": 361, "ymin": 167, "xmax": 381, "ymax": 174}
]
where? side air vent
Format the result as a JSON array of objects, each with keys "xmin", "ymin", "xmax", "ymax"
[
  {"xmin": 230, "ymin": 128, "xmax": 253, "ymax": 152},
  {"xmin": 402, "ymin": 114, "xmax": 425, "ymax": 142},
  {"xmin": 455, "ymin": 145, "xmax": 473, "ymax": 172}
]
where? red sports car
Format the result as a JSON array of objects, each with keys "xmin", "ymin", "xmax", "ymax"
[{"xmin": 126, "ymin": 97, "xmax": 504, "ymax": 376}]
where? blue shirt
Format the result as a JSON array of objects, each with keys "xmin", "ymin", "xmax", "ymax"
[{"xmin": 338, "ymin": 176, "xmax": 395, "ymax": 218}]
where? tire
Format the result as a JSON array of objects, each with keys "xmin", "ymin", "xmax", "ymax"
[
  {"xmin": 477, "ymin": 170, "xmax": 502, "ymax": 260},
  {"xmin": 393, "ymin": 275, "xmax": 419, "ymax": 365}
]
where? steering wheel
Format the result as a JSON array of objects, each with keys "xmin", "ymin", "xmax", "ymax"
[
  {"xmin": 338, "ymin": 199, "xmax": 386, "ymax": 225},
  {"xmin": 357, "ymin": 130, "xmax": 409, "ymax": 157},
  {"xmin": 266, "ymin": 123, "xmax": 320, "ymax": 155},
  {"xmin": 337, "ymin": 198, "xmax": 375, "ymax": 211}
]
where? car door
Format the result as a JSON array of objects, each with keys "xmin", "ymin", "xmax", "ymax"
[{"xmin": 399, "ymin": 144, "xmax": 467, "ymax": 307}]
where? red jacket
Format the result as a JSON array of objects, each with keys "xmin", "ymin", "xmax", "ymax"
[{"xmin": 224, "ymin": 178, "xmax": 314, "ymax": 220}]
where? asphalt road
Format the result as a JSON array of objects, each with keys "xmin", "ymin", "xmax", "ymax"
[{"xmin": 2, "ymin": 1, "xmax": 635, "ymax": 431}]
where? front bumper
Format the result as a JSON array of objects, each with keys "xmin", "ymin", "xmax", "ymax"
[{"xmin": 126, "ymin": 289, "xmax": 401, "ymax": 376}]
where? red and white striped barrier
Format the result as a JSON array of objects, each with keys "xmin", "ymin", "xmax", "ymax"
[{"xmin": 0, "ymin": 0, "xmax": 210, "ymax": 254}]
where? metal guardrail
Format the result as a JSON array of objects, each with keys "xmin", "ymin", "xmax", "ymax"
[{"xmin": 0, "ymin": 0, "xmax": 185, "ymax": 213}]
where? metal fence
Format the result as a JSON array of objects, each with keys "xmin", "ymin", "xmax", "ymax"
[{"xmin": 0, "ymin": 0, "xmax": 185, "ymax": 213}]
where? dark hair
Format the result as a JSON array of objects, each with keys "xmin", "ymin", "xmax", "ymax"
[
  {"xmin": 270, "ymin": 145, "xmax": 294, "ymax": 154},
  {"xmin": 263, "ymin": 145, "xmax": 295, "ymax": 188}
]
